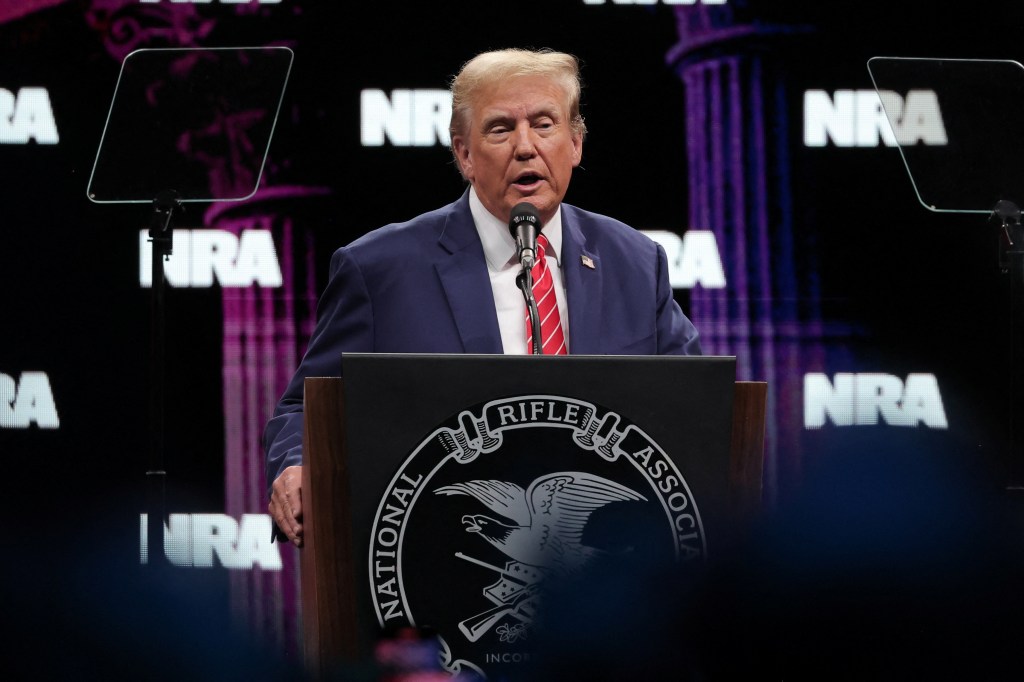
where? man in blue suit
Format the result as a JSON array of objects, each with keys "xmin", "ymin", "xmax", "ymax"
[{"xmin": 265, "ymin": 48, "xmax": 701, "ymax": 546}]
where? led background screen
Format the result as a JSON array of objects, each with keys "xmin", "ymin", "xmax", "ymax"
[{"xmin": 2, "ymin": 0, "xmax": 1022, "ymax": 674}]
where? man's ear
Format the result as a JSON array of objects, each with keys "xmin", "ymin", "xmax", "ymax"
[
  {"xmin": 452, "ymin": 136, "xmax": 474, "ymax": 180},
  {"xmin": 571, "ymin": 133, "xmax": 583, "ymax": 168}
]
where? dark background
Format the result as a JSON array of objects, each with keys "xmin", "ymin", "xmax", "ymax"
[{"xmin": 2, "ymin": 0, "xmax": 1023, "ymax": 676}]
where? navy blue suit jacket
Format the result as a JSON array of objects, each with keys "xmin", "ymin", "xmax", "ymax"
[{"xmin": 263, "ymin": 191, "xmax": 701, "ymax": 487}]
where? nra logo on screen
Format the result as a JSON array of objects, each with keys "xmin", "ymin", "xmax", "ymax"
[
  {"xmin": 804, "ymin": 372, "xmax": 948, "ymax": 429},
  {"xmin": 643, "ymin": 230, "xmax": 726, "ymax": 289},
  {"xmin": 1, "ymin": 88, "xmax": 58, "ymax": 145},
  {"xmin": 0, "ymin": 372, "xmax": 59, "ymax": 429},
  {"xmin": 139, "ymin": 229, "xmax": 282, "ymax": 288},
  {"xmin": 361, "ymin": 89, "xmax": 452, "ymax": 147},
  {"xmin": 804, "ymin": 90, "xmax": 947, "ymax": 148},
  {"xmin": 583, "ymin": 0, "xmax": 727, "ymax": 5},
  {"xmin": 140, "ymin": 513, "xmax": 281, "ymax": 570},
  {"xmin": 138, "ymin": 1, "xmax": 282, "ymax": 4}
]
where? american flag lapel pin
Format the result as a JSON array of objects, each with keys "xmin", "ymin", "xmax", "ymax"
[{"xmin": 580, "ymin": 254, "xmax": 596, "ymax": 270}]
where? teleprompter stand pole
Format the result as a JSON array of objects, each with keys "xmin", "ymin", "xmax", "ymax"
[
  {"xmin": 146, "ymin": 189, "xmax": 183, "ymax": 566},
  {"xmin": 993, "ymin": 200, "xmax": 1024, "ymax": 489}
]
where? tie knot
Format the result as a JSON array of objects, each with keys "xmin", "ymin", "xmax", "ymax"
[{"xmin": 535, "ymin": 233, "xmax": 550, "ymax": 262}]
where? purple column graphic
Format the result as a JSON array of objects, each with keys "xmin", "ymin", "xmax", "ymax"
[
  {"xmin": 170, "ymin": 47, "xmax": 326, "ymax": 655},
  {"xmin": 669, "ymin": 5, "xmax": 850, "ymax": 502},
  {"xmin": 206, "ymin": 188, "xmax": 326, "ymax": 656},
  {"xmin": 174, "ymin": 57, "xmax": 328, "ymax": 653}
]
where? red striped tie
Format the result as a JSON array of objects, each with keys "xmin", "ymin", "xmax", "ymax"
[{"xmin": 525, "ymin": 233, "xmax": 567, "ymax": 355}]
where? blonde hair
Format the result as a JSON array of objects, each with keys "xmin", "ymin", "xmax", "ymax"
[{"xmin": 449, "ymin": 48, "xmax": 587, "ymax": 142}]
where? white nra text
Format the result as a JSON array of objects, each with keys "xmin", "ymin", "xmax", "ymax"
[
  {"xmin": 804, "ymin": 372, "xmax": 948, "ymax": 429},
  {"xmin": 0, "ymin": 88, "xmax": 58, "ymax": 144},
  {"xmin": 643, "ymin": 230, "xmax": 726, "ymax": 289},
  {"xmin": 361, "ymin": 89, "xmax": 452, "ymax": 147},
  {"xmin": 804, "ymin": 90, "xmax": 947, "ymax": 148},
  {"xmin": 582, "ymin": 1, "xmax": 727, "ymax": 5},
  {"xmin": 139, "ymin": 513, "xmax": 282, "ymax": 569},
  {"xmin": 139, "ymin": 1, "xmax": 282, "ymax": 4},
  {"xmin": 0, "ymin": 372, "xmax": 59, "ymax": 429},
  {"xmin": 139, "ymin": 229, "xmax": 283, "ymax": 288}
]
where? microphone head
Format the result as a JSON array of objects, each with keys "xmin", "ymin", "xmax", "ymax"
[{"xmin": 508, "ymin": 202, "xmax": 542, "ymax": 237}]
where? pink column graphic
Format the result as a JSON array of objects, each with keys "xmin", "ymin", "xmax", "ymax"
[{"xmin": 205, "ymin": 187, "xmax": 328, "ymax": 655}]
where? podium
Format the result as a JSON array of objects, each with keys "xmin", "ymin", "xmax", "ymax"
[{"xmin": 298, "ymin": 354, "xmax": 765, "ymax": 679}]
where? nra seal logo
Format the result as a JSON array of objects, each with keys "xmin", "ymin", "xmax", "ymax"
[{"xmin": 369, "ymin": 395, "xmax": 706, "ymax": 679}]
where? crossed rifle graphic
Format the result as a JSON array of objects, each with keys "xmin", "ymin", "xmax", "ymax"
[{"xmin": 455, "ymin": 552, "xmax": 545, "ymax": 643}]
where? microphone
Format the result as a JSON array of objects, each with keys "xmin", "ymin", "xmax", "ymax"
[
  {"xmin": 509, "ymin": 202, "xmax": 541, "ymax": 270},
  {"xmin": 509, "ymin": 203, "xmax": 543, "ymax": 354}
]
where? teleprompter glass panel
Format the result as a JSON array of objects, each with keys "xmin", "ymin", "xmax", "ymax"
[
  {"xmin": 867, "ymin": 57, "xmax": 1024, "ymax": 215},
  {"xmin": 87, "ymin": 46, "xmax": 293, "ymax": 204}
]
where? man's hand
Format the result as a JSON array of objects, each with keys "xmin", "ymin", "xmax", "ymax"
[{"xmin": 269, "ymin": 465, "xmax": 304, "ymax": 547}]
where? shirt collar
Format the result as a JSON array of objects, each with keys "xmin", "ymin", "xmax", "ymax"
[{"xmin": 469, "ymin": 186, "xmax": 563, "ymax": 272}]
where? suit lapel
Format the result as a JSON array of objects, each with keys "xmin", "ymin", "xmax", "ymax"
[
  {"xmin": 561, "ymin": 207, "xmax": 603, "ymax": 355},
  {"xmin": 435, "ymin": 193, "xmax": 504, "ymax": 354}
]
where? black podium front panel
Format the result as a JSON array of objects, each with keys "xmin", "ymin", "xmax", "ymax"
[{"xmin": 342, "ymin": 353, "xmax": 735, "ymax": 678}]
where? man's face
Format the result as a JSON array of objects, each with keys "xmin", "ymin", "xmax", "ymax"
[{"xmin": 452, "ymin": 75, "xmax": 583, "ymax": 225}]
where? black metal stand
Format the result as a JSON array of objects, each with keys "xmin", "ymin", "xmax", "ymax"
[
  {"xmin": 146, "ymin": 189, "xmax": 183, "ymax": 565},
  {"xmin": 993, "ymin": 200, "xmax": 1024, "ymax": 489},
  {"xmin": 516, "ymin": 268, "xmax": 542, "ymax": 355}
]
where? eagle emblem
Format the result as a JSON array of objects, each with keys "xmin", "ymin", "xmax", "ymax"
[
  {"xmin": 434, "ymin": 471, "xmax": 647, "ymax": 642},
  {"xmin": 435, "ymin": 472, "xmax": 646, "ymax": 574}
]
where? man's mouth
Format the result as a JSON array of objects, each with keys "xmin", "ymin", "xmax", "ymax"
[{"xmin": 513, "ymin": 174, "xmax": 542, "ymax": 188}]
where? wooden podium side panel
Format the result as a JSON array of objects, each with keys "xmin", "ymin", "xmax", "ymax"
[
  {"xmin": 301, "ymin": 377, "xmax": 357, "ymax": 676},
  {"xmin": 730, "ymin": 381, "xmax": 767, "ymax": 515}
]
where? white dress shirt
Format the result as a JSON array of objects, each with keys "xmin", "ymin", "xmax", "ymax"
[{"xmin": 468, "ymin": 187, "xmax": 570, "ymax": 354}]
